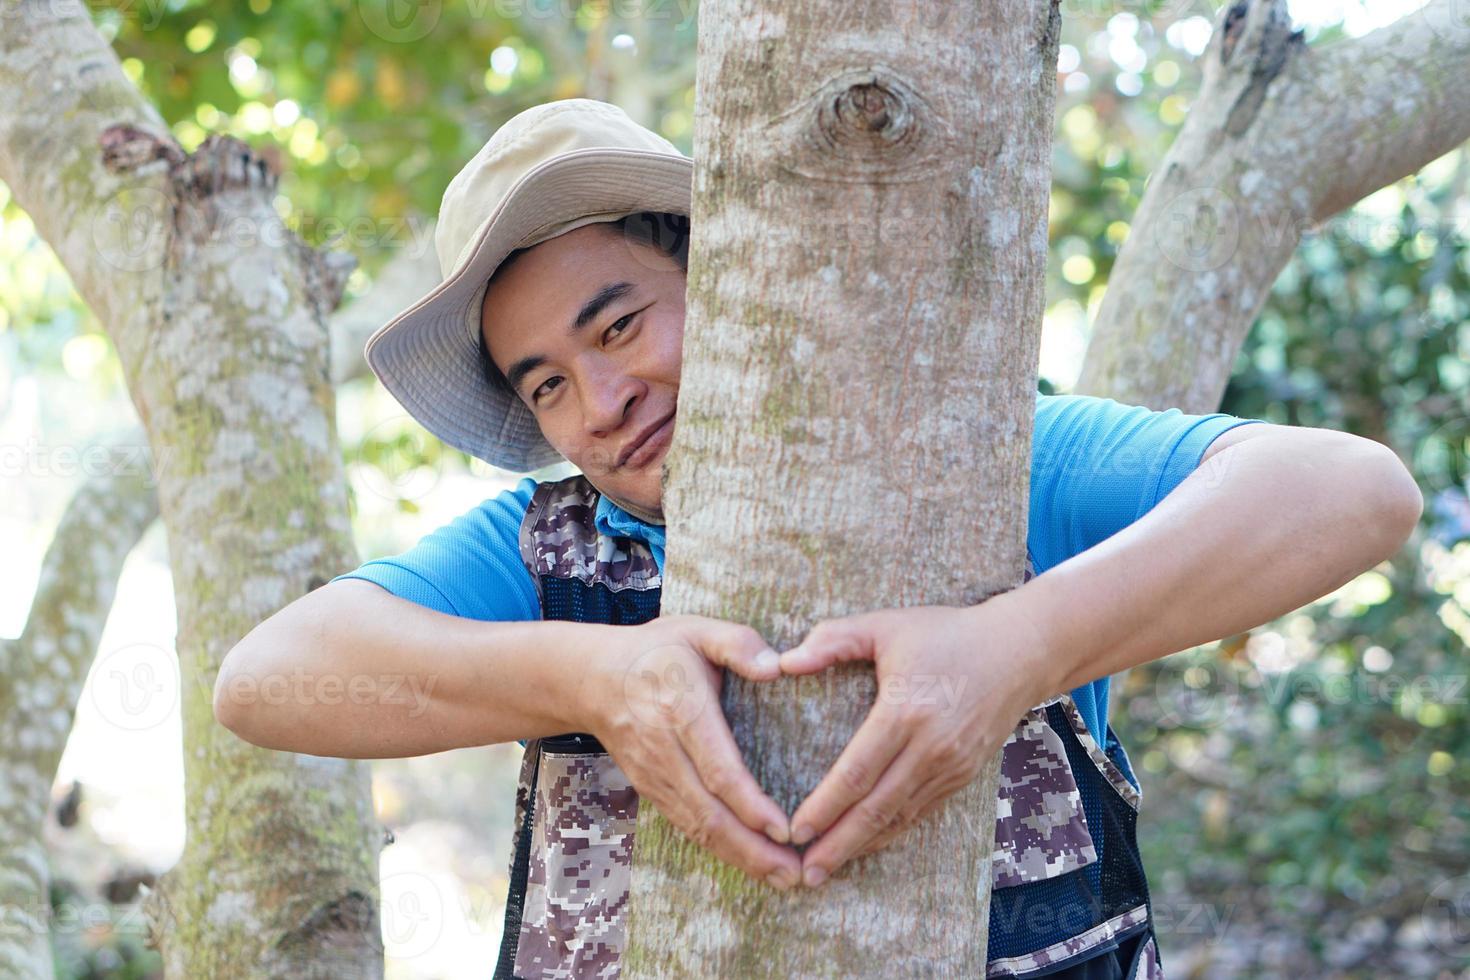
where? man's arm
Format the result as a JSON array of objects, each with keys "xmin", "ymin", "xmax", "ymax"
[
  {"xmin": 1011, "ymin": 423, "xmax": 1423, "ymax": 700},
  {"xmin": 213, "ymin": 578, "xmax": 613, "ymax": 757},
  {"xmin": 774, "ymin": 422, "xmax": 1423, "ymax": 884},
  {"xmin": 214, "ymin": 579, "xmax": 805, "ymax": 885}
]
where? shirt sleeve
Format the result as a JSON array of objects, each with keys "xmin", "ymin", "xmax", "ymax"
[
  {"xmin": 329, "ymin": 476, "xmax": 542, "ymax": 622},
  {"xmin": 1027, "ymin": 392, "xmax": 1266, "ymax": 574}
]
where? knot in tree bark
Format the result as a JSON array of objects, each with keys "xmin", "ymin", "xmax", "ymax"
[
  {"xmin": 827, "ymin": 79, "xmax": 909, "ymax": 145},
  {"xmin": 175, "ymin": 134, "xmax": 282, "ymax": 197},
  {"xmin": 840, "ymin": 83, "xmax": 895, "ymax": 134},
  {"xmin": 769, "ymin": 68, "xmax": 954, "ymax": 183}
]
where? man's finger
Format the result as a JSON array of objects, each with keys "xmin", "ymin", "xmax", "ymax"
[
  {"xmin": 778, "ymin": 618, "xmax": 877, "ymax": 676},
  {"xmin": 799, "ymin": 742, "xmax": 928, "ymax": 885},
  {"xmin": 853, "ymin": 771, "xmax": 950, "ymax": 859},
  {"xmin": 854, "ymin": 827, "xmax": 900, "ymax": 860},
  {"xmin": 653, "ymin": 731, "xmax": 802, "ymax": 888},
  {"xmin": 788, "ymin": 705, "xmax": 907, "ymax": 847},
  {"xmin": 679, "ymin": 697, "xmax": 793, "ymax": 843},
  {"xmin": 692, "ymin": 619, "xmax": 782, "ymax": 682}
]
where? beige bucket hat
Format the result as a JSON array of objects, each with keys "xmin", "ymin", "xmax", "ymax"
[{"xmin": 364, "ymin": 98, "xmax": 692, "ymax": 472}]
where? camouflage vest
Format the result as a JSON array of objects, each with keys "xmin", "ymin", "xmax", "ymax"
[{"xmin": 493, "ymin": 474, "xmax": 1164, "ymax": 980}]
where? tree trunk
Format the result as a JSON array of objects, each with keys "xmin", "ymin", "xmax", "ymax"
[
  {"xmin": 0, "ymin": 446, "xmax": 157, "ymax": 977},
  {"xmin": 0, "ymin": 2, "xmax": 382, "ymax": 975},
  {"xmin": 624, "ymin": 0, "xmax": 1061, "ymax": 975},
  {"xmin": 1078, "ymin": 0, "xmax": 1470, "ymax": 414}
]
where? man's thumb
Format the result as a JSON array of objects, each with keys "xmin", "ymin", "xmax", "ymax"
[
  {"xmin": 706, "ymin": 623, "xmax": 782, "ymax": 681},
  {"xmin": 778, "ymin": 639, "xmax": 834, "ymax": 676},
  {"xmin": 780, "ymin": 620, "xmax": 874, "ymax": 675}
]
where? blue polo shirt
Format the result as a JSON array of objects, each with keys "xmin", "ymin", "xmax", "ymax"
[{"xmin": 332, "ymin": 392, "xmax": 1263, "ymax": 747}]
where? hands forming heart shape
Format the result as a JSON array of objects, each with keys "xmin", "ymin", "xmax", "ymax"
[{"xmin": 593, "ymin": 596, "xmax": 1058, "ymax": 890}]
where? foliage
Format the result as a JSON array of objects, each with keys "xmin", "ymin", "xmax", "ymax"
[
  {"xmin": 1116, "ymin": 166, "xmax": 1470, "ymax": 970},
  {"xmin": 47, "ymin": 877, "xmax": 161, "ymax": 980},
  {"xmin": 91, "ymin": 0, "xmax": 697, "ymax": 256}
]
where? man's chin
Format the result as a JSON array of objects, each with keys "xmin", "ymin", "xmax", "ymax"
[
  {"xmin": 625, "ymin": 474, "xmax": 667, "ymax": 521},
  {"xmin": 578, "ymin": 468, "xmax": 659, "ymax": 516}
]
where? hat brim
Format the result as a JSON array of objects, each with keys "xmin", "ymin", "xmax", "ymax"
[{"xmin": 364, "ymin": 147, "xmax": 693, "ymax": 473}]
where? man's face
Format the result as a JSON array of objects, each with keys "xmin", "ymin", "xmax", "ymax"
[{"xmin": 481, "ymin": 223, "xmax": 685, "ymax": 517}]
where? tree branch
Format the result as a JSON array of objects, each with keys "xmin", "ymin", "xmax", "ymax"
[
  {"xmin": 0, "ymin": 0, "xmax": 170, "ymax": 341},
  {"xmin": 0, "ymin": 436, "xmax": 158, "ymax": 978},
  {"xmin": 1077, "ymin": 0, "xmax": 1470, "ymax": 413}
]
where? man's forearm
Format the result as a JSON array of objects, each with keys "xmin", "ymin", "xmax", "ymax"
[
  {"xmin": 215, "ymin": 579, "xmax": 612, "ymax": 758},
  {"xmin": 998, "ymin": 429, "xmax": 1424, "ymax": 701}
]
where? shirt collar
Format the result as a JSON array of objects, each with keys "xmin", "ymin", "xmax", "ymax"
[{"xmin": 594, "ymin": 493, "xmax": 667, "ymax": 574}]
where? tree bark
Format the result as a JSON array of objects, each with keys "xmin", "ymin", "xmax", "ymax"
[
  {"xmin": 0, "ymin": 2, "xmax": 382, "ymax": 975},
  {"xmin": 624, "ymin": 0, "xmax": 1061, "ymax": 975},
  {"xmin": 0, "ymin": 441, "xmax": 158, "ymax": 977},
  {"xmin": 1078, "ymin": 0, "xmax": 1470, "ymax": 414}
]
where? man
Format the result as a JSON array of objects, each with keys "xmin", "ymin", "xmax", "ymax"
[{"xmin": 215, "ymin": 100, "xmax": 1422, "ymax": 978}]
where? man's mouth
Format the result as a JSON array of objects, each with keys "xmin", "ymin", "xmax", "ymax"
[{"xmin": 617, "ymin": 412, "xmax": 676, "ymax": 469}]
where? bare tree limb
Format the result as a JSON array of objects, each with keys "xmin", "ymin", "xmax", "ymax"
[
  {"xmin": 0, "ymin": 2, "xmax": 169, "ymax": 344},
  {"xmin": 0, "ymin": 437, "xmax": 158, "ymax": 977},
  {"xmin": 1078, "ymin": 0, "xmax": 1470, "ymax": 413}
]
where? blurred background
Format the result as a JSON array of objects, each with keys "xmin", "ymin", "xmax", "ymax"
[{"xmin": 1, "ymin": 0, "xmax": 1466, "ymax": 976}]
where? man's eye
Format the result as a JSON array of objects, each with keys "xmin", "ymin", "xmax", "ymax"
[
  {"xmin": 604, "ymin": 313, "xmax": 635, "ymax": 342},
  {"xmin": 530, "ymin": 313, "xmax": 636, "ymax": 405}
]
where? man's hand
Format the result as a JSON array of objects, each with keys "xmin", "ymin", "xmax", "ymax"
[
  {"xmin": 586, "ymin": 614, "xmax": 802, "ymax": 890},
  {"xmin": 779, "ymin": 595, "xmax": 1058, "ymax": 887}
]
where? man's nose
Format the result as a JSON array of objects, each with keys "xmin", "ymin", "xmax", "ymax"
[{"xmin": 581, "ymin": 361, "xmax": 638, "ymax": 436}]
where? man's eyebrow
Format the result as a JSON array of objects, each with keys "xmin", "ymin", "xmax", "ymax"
[{"xmin": 504, "ymin": 280, "xmax": 636, "ymax": 397}]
